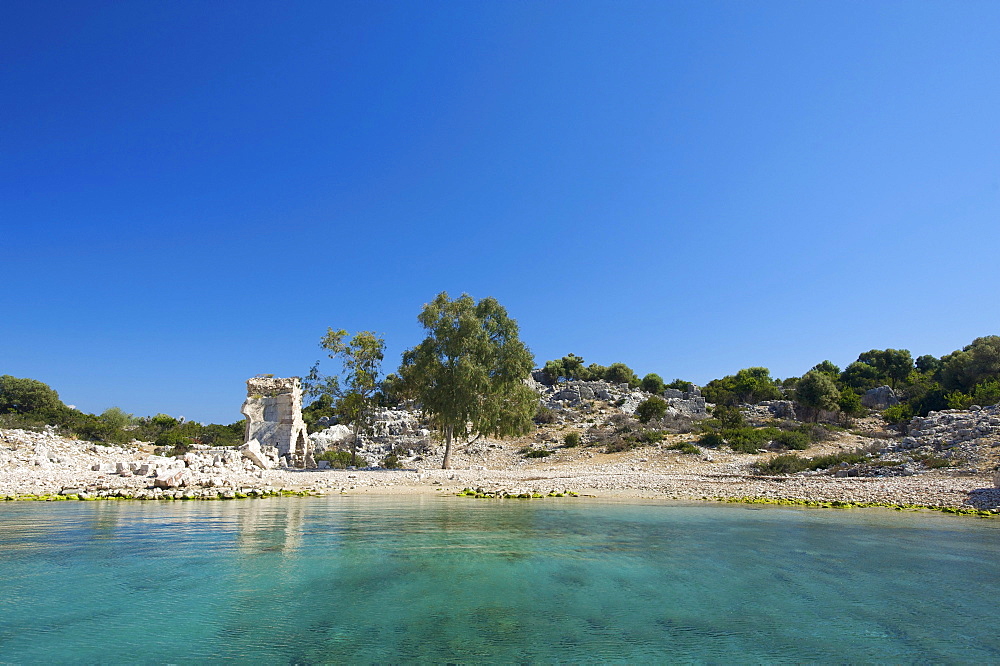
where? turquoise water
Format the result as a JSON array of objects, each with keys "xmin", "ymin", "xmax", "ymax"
[{"xmin": 1, "ymin": 497, "xmax": 998, "ymax": 663}]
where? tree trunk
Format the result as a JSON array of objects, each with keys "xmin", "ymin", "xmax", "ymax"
[
  {"xmin": 442, "ymin": 424, "xmax": 453, "ymax": 469},
  {"xmin": 351, "ymin": 422, "xmax": 360, "ymax": 467}
]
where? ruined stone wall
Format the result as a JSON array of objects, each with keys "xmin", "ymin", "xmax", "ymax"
[{"xmin": 241, "ymin": 376, "xmax": 314, "ymax": 468}]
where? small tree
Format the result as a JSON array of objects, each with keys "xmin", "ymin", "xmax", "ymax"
[
  {"xmin": 605, "ymin": 362, "xmax": 639, "ymax": 387},
  {"xmin": 641, "ymin": 373, "xmax": 665, "ymax": 394},
  {"xmin": 796, "ymin": 370, "xmax": 841, "ymax": 421},
  {"xmin": 401, "ymin": 292, "xmax": 536, "ymax": 469},
  {"xmin": 0, "ymin": 375, "xmax": 64, "ymax": 415},
  {"xmin": 635, "ymin": 396, "xmax": 668, "ymax": 423},
  {"xmin": 315, "ymin": 328, "xmax": 386, "ymax": 466}
]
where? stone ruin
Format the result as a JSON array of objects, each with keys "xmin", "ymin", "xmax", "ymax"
[{"xmin": 241, "ymin": 376, "xmax": 314, "ymax": 468}]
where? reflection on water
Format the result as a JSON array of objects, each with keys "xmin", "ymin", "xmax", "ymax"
[{"xmin": 0, "ymin": 497, "xmax": 999, "ymax": 662}]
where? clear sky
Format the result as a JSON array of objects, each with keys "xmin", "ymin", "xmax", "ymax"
[{"xmin": 3, "ymin": 1, "xmax": 999, "ymax": 424}]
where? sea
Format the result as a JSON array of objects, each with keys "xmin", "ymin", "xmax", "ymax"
[{"xmin": 1, "ymin": 495, "xmax": 998, "ymax": 663}]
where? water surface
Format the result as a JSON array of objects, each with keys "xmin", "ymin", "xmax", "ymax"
[{"xmin": 1, "ymin": 496, "xmax": 998, "ymax": 663}]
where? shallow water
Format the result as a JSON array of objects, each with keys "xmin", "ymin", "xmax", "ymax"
[{"xmin": 1, "ymin": 496, "xmax": 998, "ymax": 663}]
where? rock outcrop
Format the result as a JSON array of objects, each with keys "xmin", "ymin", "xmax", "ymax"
[
  {"xmin": 862, "ymin": 385, "xmax": 899, "ymax": 409},
  {"xmin": 900, "ymin": 404, "xmax": 1000, "ymax": 450}
]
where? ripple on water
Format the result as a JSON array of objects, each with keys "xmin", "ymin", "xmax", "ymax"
[{"xmin": 0, "ymin": 497, "xmax": 999, "ymax": 662}]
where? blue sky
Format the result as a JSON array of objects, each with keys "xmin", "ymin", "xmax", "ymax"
[{"xmin": 3, "ymin": 1, "xmax": 999, "ymax": 424}]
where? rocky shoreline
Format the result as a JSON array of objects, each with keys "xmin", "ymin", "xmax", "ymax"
[{"xmin": 3, "ymin": 424, "xmax": 998, "ymax": 514}]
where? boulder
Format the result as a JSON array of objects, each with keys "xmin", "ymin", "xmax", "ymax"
[
  {"xmin": 862, "ymin": 386, "xmax": 899, "ymax": 409},
  {"xmin": 153, "ymin": 468, "xmax": 187, "ymax": 489},
  {"xmin": 240, "ymin": 438, "xmax": 273, "ymax": 469}
]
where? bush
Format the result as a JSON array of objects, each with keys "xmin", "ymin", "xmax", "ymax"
[
  {"xmin": 698, "ymin": 432, "xmax": 724, "ymax": 448},
  {"xmin": 563, "ymin": 431, "xmax": 581, "ymax": 447},
  {"xmin": 520, "ymin": 447, "xmax": 553, "ymax": 458},
  {"xmin": 666, "ymin": 442, "xmax": 700, "ymax": 455},
  {"xmin": 712, "ymin": 404, "xmax": 745, "ymax": 429},
  {"xmin": 754, "ymin": 449, "xmax": 870, "ymax": 475},
  {"xmin": 382, "ymin": 453, "xmax": 402, "ymax": 469},
  {"xmin": 882, "ymin": 403, "xmax": 914, "ymax": 425},
  {"xmin": 770, "ymin": 430, "xmax": 810, "ymax": 451},
  {"xmin": 638, "ymin": 429, "xmax": 666, "ymax": 444},
  {"xmin": 317, "ymin": 450, "xmax": 368, "ymax": 468},
  {"xmin": 641, "ymin": 373, "xmax": 665, "ymax": 394},
  {"xmin": 755, "ymin": 454, "xmax": 810, "ymax": 475},
  {"xmin": 604, "ymin": 436, "xmax": 641, "ymax": 454},
  {"xmin": 635, "ymin": 396, "xmax": 668, "ymax": 424}
]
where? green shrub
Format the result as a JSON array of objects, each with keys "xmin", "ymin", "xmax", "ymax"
[
  {"xmin": 754, "ymin": 449, "xmax": 870, "ymax": 475},
  {"xmin": 635, "ymin": 396, "xmax": 668, "ymax": 424},
  {"xmin": 641, "ymin": 373, "xmax": 665, "ymax": 394},
  {"xmin": 520, "ymin": 447, "xmax": 553, "ymax": 458},
  {"xmin": 317, "ymin": 450, "xmax": 368, "ymax": 468},
  {"xmin": 698, "ymin": 432, "xmax": 724, "ymax": 448},
  {"xmin": 639, "ymin": 429, "xmax": 666, "ymax": 444},
  {"xmin": 755, "ymin": 454, "xmax": 811, "ymax": 475},
  {"xmin": 882, "ymin": 403, "xmax": 914, "ymax": 425},
  {"xmin": 712, "ymin": 404, "xmax": 745, "ymax": 429},
  {"xmin": 382, "ymin": 453, "xmax": 402, "ymax": 469},
  {"xmin": 563, "ymin": 431, "xmax": 581, "ymax": 447},
  {"xmin": 666, "ymin": 442, "xmax": 700, "ymax": 455},
  {"xmin": 770, "ymin": 430, "xmax": 810, "ymax": 451}
]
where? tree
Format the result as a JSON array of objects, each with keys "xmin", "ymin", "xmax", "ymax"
[
  {"xmin": 795, "ymin": 370, "xmax": 841, "ymax": 420},
  {"xmin": 940, "ymin": 336, "xmax": 1000, "ymax": 392},
  {"xmin": 856, "ymin": 348, "xmax": 913, "ymax": 388},
  {"xmin": 400, "ymin": 292, "xmax": 536, "ymax": 469},
  {"xmin": 635, "ymin": 396, "xmax": 668, "ymax": 423},
  {"xmin": 0, "ymin": 375, "xmax": 64, "ymax": 415},
  {"xmin": 640, "ymin": 373, "xmax": 665, "ymax": 394},
  {"xmin": 315, "ymin": 328, "xmax": 386, "ymax": 466},
  {"xmin": 839, "ymin": 361, "xmax": 881, "ymax": 392},
  {"xmin": 605, "ymin": 362, "xmax": 639, "ymax": 387},
  {"xmin": 810, "ymin": 360, "xmax": 841, "ymax": 378}
]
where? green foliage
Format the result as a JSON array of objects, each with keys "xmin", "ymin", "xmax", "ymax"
[
  {"xmin": 665, "ymin": 378, "xmax": 693, "ymax": 392},
  {"xmin": 795, "ymin": 370, "xmax": 841, "ymax": 418},
  {"xmin": 839, "ymin": 361, "xmax": 881, "ymax": 392},
  {"xmin": 381, "ymin": 453, "xmax": 402, "ymax": 469},
  {"xmin": 712, "ymin": 404, "xmax": 745, "ymax": 429},
  {"xmin": 810, "ymin": 360, "xmax": 841, "ymax": 377},
  {"xmin": 0, "ymin": 375, "xmax": 65, "ymax": 415},
  {"xmin": 940, "ymin": 335, "xmax": 1000, "ymax": 392},
  {"xmin": 603, "ymin": 436, "xmax": 641, "ymax": 453},
  {"xmin": 605, "ymin": 362, "xmax": 640, "ymax": 387},
  {"xmin": 520, "ymin": 447, "xmax": 553, "ymax": 458},
  {"xmin": 317, "ymin": 450, "xmax": 368, "ymax": 468},
  {"xmin": 856, "ymin": 348, "xmax": 913, "ymax": 388},
  {"xmin": 635, "ymin": 396, "xmax": 668, "ymax": 423},
  {"xmin": 702, "ymin": 367, "xmax": 782, "ymax": 406},
  {"xmin": 401, "ymin": 292, "xmax": 536, "ymax": 469},
  {"xmin": 638, "ymin": 429, "xmax": 666, "ymax": 444},
  {"xmin": 302, "ymin": 393, "xmax": 337, "ymax": 433},
  {"xmin": 882, "ymin": 403, "xmax": 914, "ymax": 425},
  {"xmin": 971, "ymin": 379, "xmax": 1000, "ymax": 407},
  {"xmin": 666, "ymin": 441, "xmax": 701, "ymax": 454},
  {"xmin": 563, "ymin": 431, "xmax": 581, "ymax": 447},
  {"xmin": 377, "ymin": 373, "xmax": 405, "ymax": 407},
  {"xmin": 698, "ymin": 432, "xmax": 725, "ymax": 448},
  {"xmin": 542, "ymin": 353, "xmax": 589, "ymax": 383},
  {"xmin": 640, "ymin": 373, "xmax": 665, "ymax": 394},
  {"xmin": 837, "ymin": 389, "xmax": 866, "ymax": 417},
  {"xmin": 100, "ymin": 406, "xmax": 135, "ymax": 431},
  {"xmin": 754, "ymin": 450, "xmax": 870, "ymax": 475},
  {"xmin": 915, "ymin": 354, "xmax": 942, "ymax": 376},
  {"xmin": 944, "ymin": 391, "xmax": 974, "ymax": 410}
]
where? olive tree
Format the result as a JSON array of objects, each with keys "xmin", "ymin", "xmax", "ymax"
[{"xmin": 401, "ymin": 292, "xmax": 536, "ymax": 469}]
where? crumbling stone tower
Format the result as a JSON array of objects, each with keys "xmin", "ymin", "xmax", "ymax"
[{"xmin": 241, "ymin": 376, "xmax": 314, "ymax": 468}]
